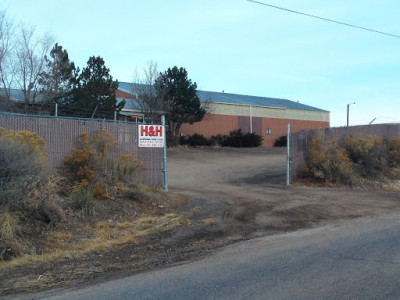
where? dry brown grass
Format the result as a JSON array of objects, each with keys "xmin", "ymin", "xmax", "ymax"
[
  {"xmin": 0, "ymin": 213, "xmax": 188, "ymax": 270},
  {"xmin": 0, "ymin": 211, "xmax": 25, "ymax": 261},
  {"xmin": 201, "ymin": 217, "xmax": 221, "ymax": 224}
]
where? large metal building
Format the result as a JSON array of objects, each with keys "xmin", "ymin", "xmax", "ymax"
[{"xmin": 116, "ymin": 82, "xmax": 330, "ymax": 147}]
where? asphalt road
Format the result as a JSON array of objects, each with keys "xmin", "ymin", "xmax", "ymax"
[{"xmin": 24, "ymin": 214, "xmax": 400, "ymax": 300}]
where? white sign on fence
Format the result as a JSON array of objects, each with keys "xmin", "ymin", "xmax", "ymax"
[{"xmin": 138, "ymin": 125, "xmax": 165, "ymax": 147}]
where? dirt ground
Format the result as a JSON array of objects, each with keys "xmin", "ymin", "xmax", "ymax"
[
  {"xmin": 168, "ymin": 147, "xmax": 400, "ymax": 238},
  {"xmin": 2, "ymin": 147, "xmax": 400, "ymax": 297}
]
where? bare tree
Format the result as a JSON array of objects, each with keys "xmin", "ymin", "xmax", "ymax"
[
  {"xmin": 131, "ymin": 61, "xmax": 167, "ymax": 122},
  {"xmin": 0, "ymin": 11, "xmax": 14, "ymax": 106},
  {"xmin": 14, "ymin": 25, "xmax": 54, "ymax": 110}
]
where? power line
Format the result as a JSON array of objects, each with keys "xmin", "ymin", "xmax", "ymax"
[{"xmin": 247, "ymin": 0, "xmax": 400, "ymax": 39}]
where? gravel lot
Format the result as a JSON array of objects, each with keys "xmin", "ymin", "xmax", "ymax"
[{"xmin": 168, "ymin": 147, "xmax": 400, "ymax": 238}]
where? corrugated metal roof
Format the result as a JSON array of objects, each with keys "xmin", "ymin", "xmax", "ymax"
[
  {"xmin": 2, "ymin": 84, "xmax": 326, "ymax": 113},
  {"xmin": 118, "ymin": 82, "xmax": 140, "ymax": 94},
  {"xmin": 118, "ymin": 82, "xmax": 327, "ymax": 112},
  {"xmin": 196, "ymin": 90, "xmax": 326, "ymax": 112},
  {"xmin": 117, "ymin": 97, "xmax": 144, "ymax": 111}
]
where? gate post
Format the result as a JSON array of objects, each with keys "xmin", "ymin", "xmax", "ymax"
[
  {"xmin": 161, "ymin": 115, "xmax": 168, "ymax": 191},
  {"xmin": 286, "ymin": 123, "xmax": 290, "ymax": 186}
]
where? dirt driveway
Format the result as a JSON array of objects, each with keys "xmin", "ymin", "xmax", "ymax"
[{"xmin": 168, "ymin": 147, "xmax": 400, "ymax": 238}]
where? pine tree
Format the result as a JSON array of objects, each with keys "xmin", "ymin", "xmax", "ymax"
[
  {"xmin": 39, "ymin": 43, "xmax": 76, "ymax": 113},
  {"xmin": 72, "ymin": 56, "xmax": 125, "ymax": 119},
  {"xmin": 155, "ymin": 66, "xmax": 206, "ymax": 143}
]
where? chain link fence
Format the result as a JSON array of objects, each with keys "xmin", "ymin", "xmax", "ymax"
[
  {"xmin": 290, "ymin": 123, "xmax": 400, "ymax": 181},
  {"xmin": 0, "ymin": 112, "xmax": 163, "ymax": 187}
]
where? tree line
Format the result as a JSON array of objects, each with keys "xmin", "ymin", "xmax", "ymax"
[{"xmin": 0, "ymin": 11, "xmax": 205, "ymax": 142}]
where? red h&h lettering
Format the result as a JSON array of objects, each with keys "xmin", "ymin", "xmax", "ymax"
[
  {"xmin": 156, "ymin": 126, "xmax": 162, "ymax": 136},
  {"xmin": 141, "ymin": 126, "xmax": 149, "ymax": 136}
]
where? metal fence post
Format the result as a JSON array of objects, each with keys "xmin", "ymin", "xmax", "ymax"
[
  {"xmin": 161, "ymin": 115, "xmax": 168, "ymax": 191},
  {"xmin": 249, "ymin": 105, "xmax": 253, "ymax": 133},
  {"xmin": 55, "ymin": 103, "xmax": 58, "ymax": 117},
  {"xmin": 286, "ymin": 122, "xmax": 290, "ymax": 186}
]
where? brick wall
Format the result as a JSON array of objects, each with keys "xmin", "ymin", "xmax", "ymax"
[{"xmin": 180, "ymin": 113, "xmax": 329, "ymax": 147}]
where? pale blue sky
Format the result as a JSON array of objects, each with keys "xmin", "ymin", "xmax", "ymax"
[{"xmin": 2, "ymin": 0, "xmax": 400, "ymax": 126}]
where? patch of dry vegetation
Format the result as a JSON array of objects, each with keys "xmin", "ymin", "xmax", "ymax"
[
  {"xmin": 0, "ymin": 128, "xmax": 185, "ymax": 272},
  {"xmin": 0, "ymin": 128, "xmax": 64, "ymax": 261},
  {"xmin": 62, "ymin": 130, "xmax": 145, "ymax": 199},
  {"xmin": 298, "ymin": 131, "xmax": 400, "ymax": 187},
  {"xmin": 0, "ymin": 213, "xmax": 188, "ymax": 270}
]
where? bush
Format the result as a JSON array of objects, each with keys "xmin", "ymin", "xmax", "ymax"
[
  {"xmin": 167, "ymin": 135, "xmax": 180, "ymax": 147},
  {"xmin": 221, "ymin": 129, "xmax": 262, "ymax": 148},
  {"xmin": 124, "ymin": 184, "xmax": 151, "ymax": 203},
  {"xmin": 180, "ymin": 130, "xmax": 263, "ymax": 148},
  {"xmin": 69, "ymin": 186, "xmax": 95, "ymax": 213},
  {"xmin": 0, "ymin": 128, "xmax": 49, "ymax": 209},
  {"xmin": 0, "ymin": 127, "xmax": 47, "ymax": 161},
  {"xmin": 210, "ymin": 134, "xmax": 226, "ymax": 146},
  {"xmin": 387, "ymin": 137, "xmax": 400, "ymax": 167},
  {"xmin": 180, "ymin": 133, "xmax": 212, "ymax": 147},
  {"xmin": 299, "ymin": 133, "xmax": 354, "ymax": 185},
  {"xmin": 62, "ymin": 130, "xmax": 145, "ymax": 198},
  {"xmin": 0, "ymin": 128, "xmax": 59, "ymax": 260},
  {"xmin": 299, "ymin": 132, "xmax": 400, "ymax": 185},
  {"xmin": 107, "ymin": 154, "xmax": 145, "ymax": 185},
  {"xmin": 342, "ymin": 135, "xmax": 390, "ymax": 179},
  {"xmin": 274, "ymin": 136, "xmax": 287, "ymax": 147}
]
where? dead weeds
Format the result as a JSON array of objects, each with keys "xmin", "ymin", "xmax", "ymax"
[{"xmin": 0, "ymin": 186, "xmax": 194, "ymax": 296}]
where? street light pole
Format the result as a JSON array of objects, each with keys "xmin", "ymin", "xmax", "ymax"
[{"xmin": 347, "ymin": 102, "xmax": 356, "ymax": 127}]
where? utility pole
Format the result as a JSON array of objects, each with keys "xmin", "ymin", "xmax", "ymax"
[{"xmin": 347, "ymin": 102, "xmax": 356, "ymax": 127}]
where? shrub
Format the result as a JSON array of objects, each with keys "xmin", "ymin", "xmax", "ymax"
[
  {"xmin": 0, "ymin": 127, "xmax": 47, "ymax": 161},
  {"xmin": 0, "ymin": 128, "xmax": 49, "ymax": 209},
  {"xmin": 62, "ymin": 132, "xmax": 96, "ymax": 186},
  {"xmin": 274, "ymin": 136, "xmax": 287, "ymax": 147},
  {"xmin": 106, "ymin": 154, "xmax": 145, "ymax": 185},
  {"xmin": 180, "ymin": 133, "xmax": 212, "ymax": 147},
  {"xmin": 342, "ymin": 135, "xmax": 389, "ymax": 178},
  {"xmin": 90, "ymin": 129, "xmax": 117, "ymax": 158},
  {"xmin": 190, "ymin": 134, "xmax": 212, "ymax": 146},
  {"xmin": 299, "ymin": 132, "xmax": 400, "ymax": 185},
  {"xmin": 210, "ymin": 134, "xmax": 226, "ymax": 146},
  {"xmin": 179, "ymin": 135, "xmax": 188, "ymax": 146},
  {"xmin": 124, "ymin": 184, "xmax": 151, "ymax": 203},
  {"xmin": 62, "ymin": 130, "xmax": 145, "ymax": 198},
  {"xmin": 222, "ymin": 129, "xmax": 262, "ymax": 148},
  {"xmin": 180, "ymin": 131, "xmax": 262, "ymax": 148},
  {"xmin": 69, "ymin": 186, "xmax": 95, "ymax": 213},
  {"xmin": 167, "ymin": 135, "xmax": 180, "ymax": 147},
  {"xmin": 387, "ymin": 137, "xmax": 400, "ymax": 167},
  {"xmin": 300, "ymin": 132, "xmax": 354, "ymax": 185}
]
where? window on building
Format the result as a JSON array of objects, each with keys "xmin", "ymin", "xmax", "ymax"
[{"xmin": 265, "ymin": 128, "xmax": 272, "ymax": 135}]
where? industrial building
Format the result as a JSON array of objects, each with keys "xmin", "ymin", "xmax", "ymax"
[{"xmin": 116, "ymin": 82, "xmax": 330, "ymax": 147}]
